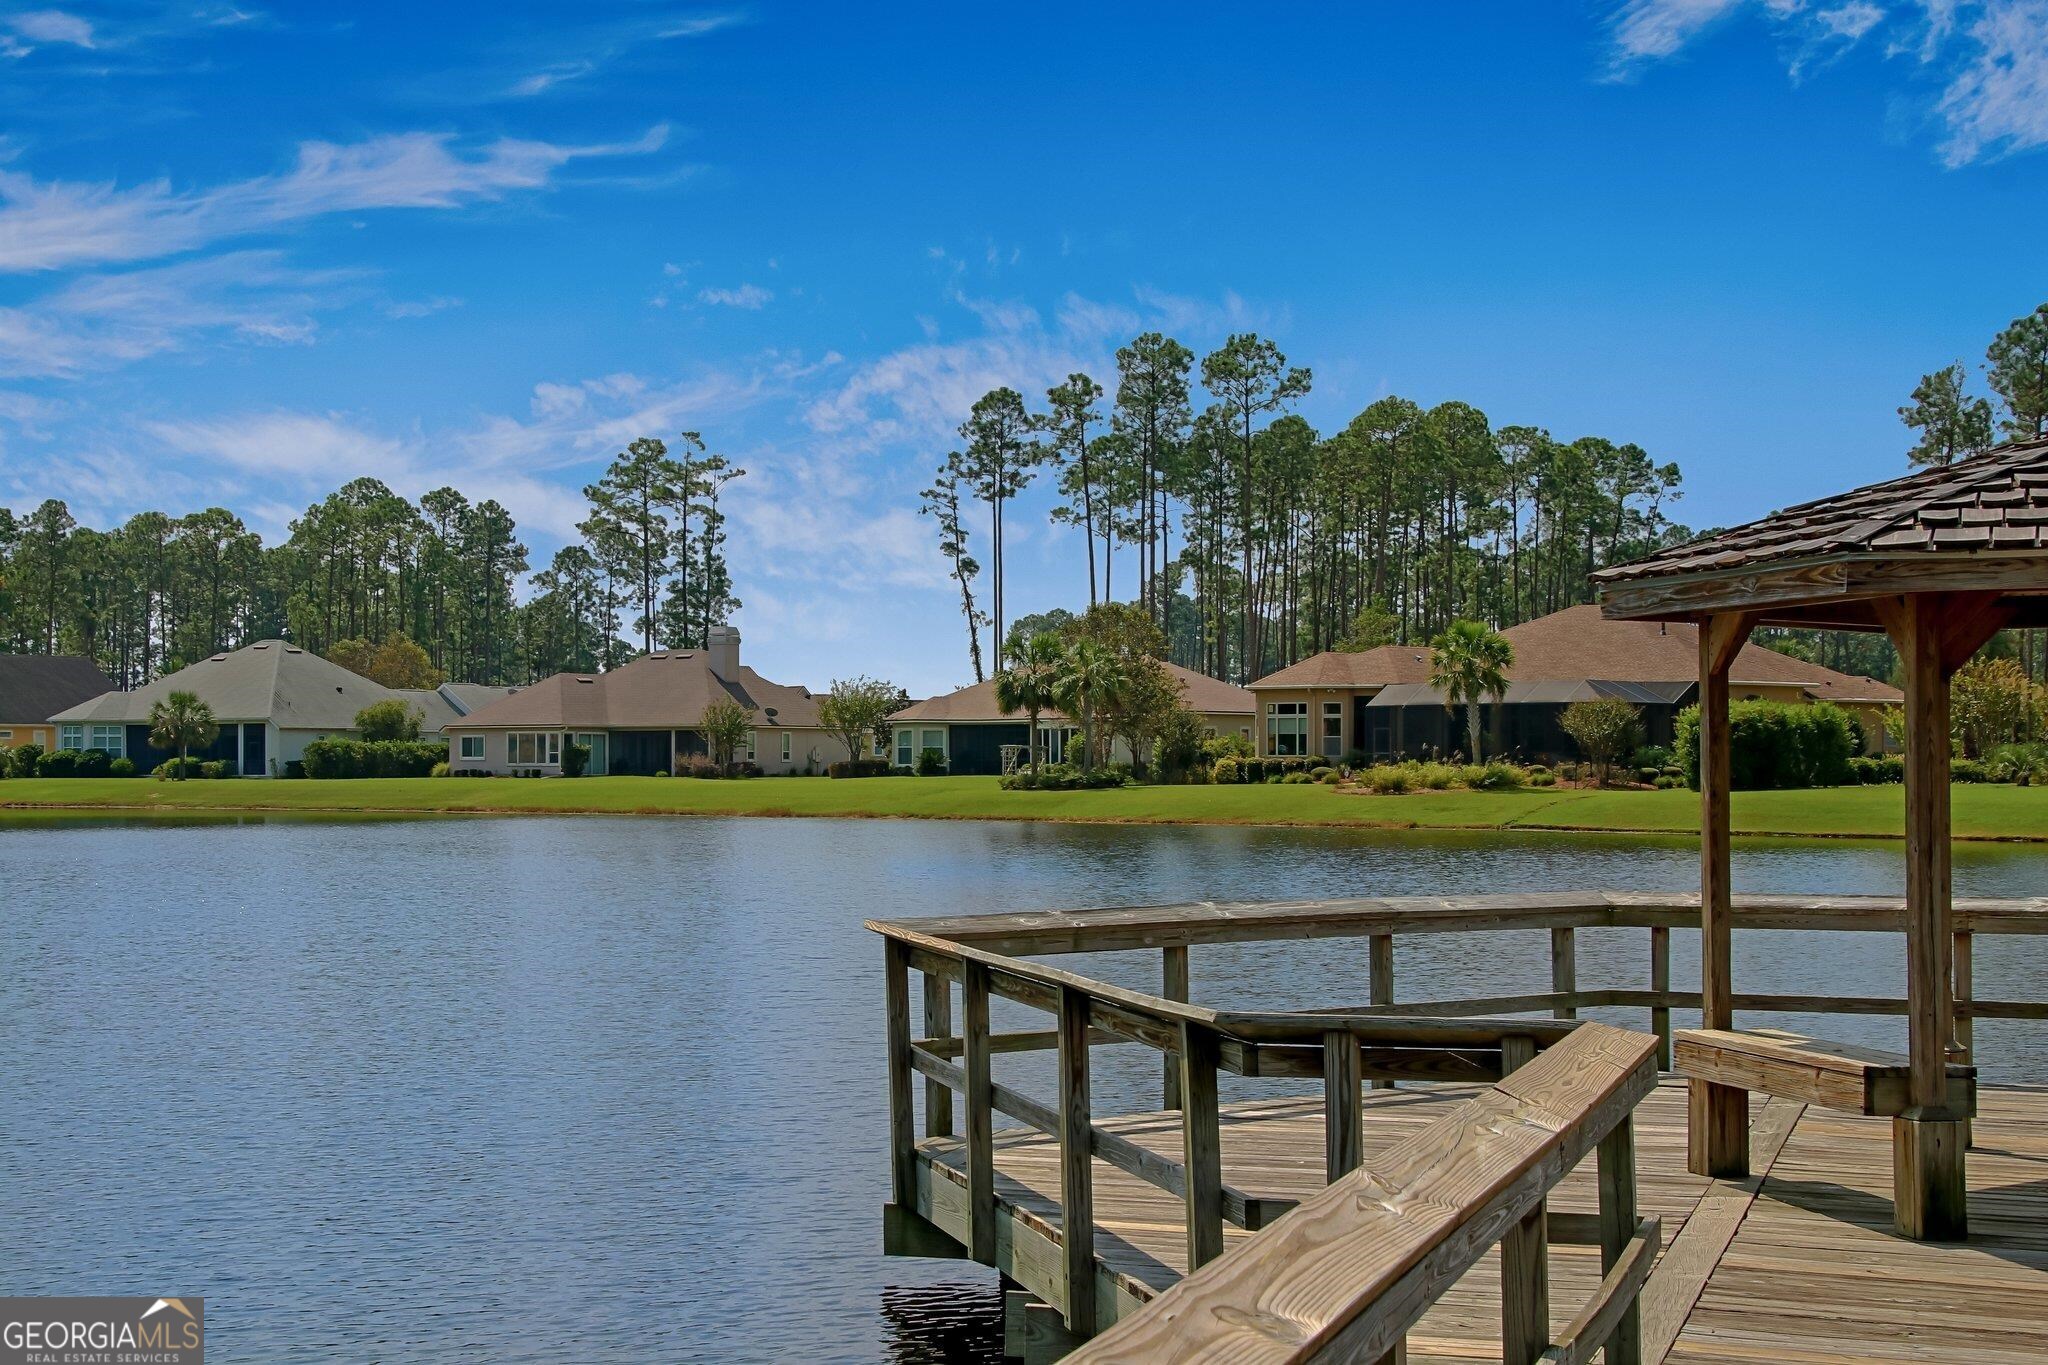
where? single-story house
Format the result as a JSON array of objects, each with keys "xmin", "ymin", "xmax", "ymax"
[
  {"xmin": 0, "ymin": 654, "xmax": 117, "ymax": 753},
  {"xmin": 443, "ymin": 626, "xmax": 852, "ymax": 776},
  {"xmin": 47, "ymin": 640, "xmax": 515, "ymax": 775},
  {"xmin": 887, "ymin": 661, "xmax": 1256, "ymax": 775},
  {"xmin": 1248, "ymin": 604, "xmax": 1902, "ymax": 763}
]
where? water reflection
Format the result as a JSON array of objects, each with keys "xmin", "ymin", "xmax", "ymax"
[{"xmin": 3, "ymin": 816, "xmax": 2043, "ymax": 1362}]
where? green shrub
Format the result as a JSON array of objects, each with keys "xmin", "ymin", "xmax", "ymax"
[
  {"xmin": 153, "ymin": 757, "xmax": 206, "ymax": 779},
  {"xmin": 654, "ymin": 769, "xmax": 670, "ymax": 778},
  {"xmin": 199, "ymin": 760, "xmax": 230, "ymax": 779},
  {"xmin": 430, "ymin": 761, "xmax": 451, "ymax": 777},
  {"xmin": 1202, "ymin": 732, "xmax": 1254, "ymax": 765},
  {"xmin": 1309, "ymin": 765, "xmax": 1334, "ymax": 781},
  {"xmin": 1212, "ymin": 756, "xmax": 1240, "ymax": 784},
  {"xmin": 561, "ymin": 742, "xmax": 591, "ymax": 778},
  {"xmin": 1529, "ymin": 770, "xmax": 1557, "ymax": 787},
  {"xmin": 8, "ymin": 742, "xmax": 44, "ymax": 777},
  {"xmin": 1675, "ymin": 701, "xmax": 1858, "ymax": 790},
  {"xmin": 1282, "ymin": 771, "xmax": 1312, "ymax": 784},
  {"xmin": 74, "ymin": 748, "xmax": 112, "ymax": 777},
  {"xmin": 1471, "ymin": 761, "xmax": 1526, "ymax": 791},
  {"xmin": 1557, "ymin": 762, "xmax": 1579, "ymax": 782},
  {"xmin": 1849, "ymin": 754, "xmax": 1904, "ymax": 784},
  {"xmin": 36, "ymin": 748, "xmax": 80, "ymax": 778},
  {"xmin": 678, "ymin": 756, "xmax": 723, "ymax": 779},
  {"xmin": 1952, "ymin": 758, "xmax": 1993, "ymax": 783},
  {"xmin": 108, "ymin": 756, "xmax": 137, "ymax": 777},
  {"xmin": 828, "ymin": 758, "xmax": 895, "ymax": 778},
  {"xmin": 915, "ymin": 746, "xmax": 947, "ymax": 776},
  {"xmin": 1319, "ymin": 768, "xmax": 1342, "ymax": 784},
  {"xmin": 1359, "ymin": 765, "xmax": 1410, "ymax": 794},
  {"xmin": 1635, "ymin": 767, "xmax": 1661, "ymax": 785},
  {"xmin": 1986, "ymin": 742, "xmax": 2048, "ymax": 785},
  {"xmin": 999, "ymin": 763, "xmax": 1125, "ymax": 791},
  {"xmin": 301, "ymin": 737, "xmax": 444, "ymax": 779},
  {"xmin": 1633, "ymin": 744, "xmax": 1674, "ymax": 771},
  {"xmin": 1653, "ymin": 774, "xmax": 1682, "ymax": 789}
]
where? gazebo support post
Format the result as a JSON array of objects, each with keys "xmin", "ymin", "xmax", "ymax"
[
  {"xmin": 1880, "ymin": 592, "xmax": 2004, "ymax": 1240},
  {"xmin": 1690, "ymin": 610, "xmax": 1754, "ymax": 1179}
]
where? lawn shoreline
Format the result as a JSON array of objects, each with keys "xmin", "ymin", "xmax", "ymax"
[{"xmin": 3, "ymin": 775, "xmax": 2045, "ymax": 843}]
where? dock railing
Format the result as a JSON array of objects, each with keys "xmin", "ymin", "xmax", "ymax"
[{"xmin": 871, "ymin": 890, "xmax": 2048, "ymax": 1357}]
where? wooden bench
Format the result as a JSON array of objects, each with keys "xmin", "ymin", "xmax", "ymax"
[{"xmin": 1674, "ymin": 1027, "xmax": 1976, "ymax": 1118}]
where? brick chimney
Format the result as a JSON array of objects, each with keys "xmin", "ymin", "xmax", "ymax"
[{"xmin": 706, "ymin": 624, "xmax": 740, "ymax": 678}]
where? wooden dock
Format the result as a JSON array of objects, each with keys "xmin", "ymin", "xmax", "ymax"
[
  {"xmin": 873, "ymin": 892, "xmax": 2048, "ymax": 1362},
  {"xmin": 908, "ymin": 1077, "xmax": 2048, "ymax": 1362}
]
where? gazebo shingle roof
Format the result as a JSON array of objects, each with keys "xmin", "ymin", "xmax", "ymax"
[{"xmin": 1597, "ymin": 438, "xmax": 2048, "ymax": 584}]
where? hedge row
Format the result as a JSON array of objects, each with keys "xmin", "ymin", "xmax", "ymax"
[
  {"xmin": 301, "ymin": 738, "xmax": 447, "ymax": 779},
  {"xmin": 1674, "ymin": 700, "xmax": 1858, "ymax": 790}
]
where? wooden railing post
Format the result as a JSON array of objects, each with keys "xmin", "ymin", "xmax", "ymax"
[
  {"xmin": 1162, "ymin": 945, "xmax": 1189, "ymax": 1110},
  {"xmin": 1598, "ymin": 1113, "xmax": 1643, "ymax": 1365},
  {"xmin": 1695, "ymin": 609, "xmax": 1755, "ymax": 1179},
  {"xmin": 924, "ymin": 972, "xmax": 953, "ymax": 1137},
  {"xmin": 1650, "ymin": 925, "xmax": 1672, "ymax": 1072},
  {"xmin": 963, "ymin": 959, "xmax": 996, "ymax": 1262},
  {"xmin": 1501, "ymin": 1196, "xmax": 1549, "ymax": 1365},
  {"xmin": 1369, "ymin": 934, "xmax": 1396, "ymax": 1090},
  {"xmin": 1954, "ymin": 928, "xmax": 1974, "ymax": 1149},
  {"xmin": 1324, "ymin": 1029, "xmax": 1364, "ymax": 1182},
  {"xmin": 1179, "ymin": 1021, "xmax": 1225, "ymax": 1271},
  {"xmin": 884, "ymin": 939, "xmax": 916, "ymax": 1207},
  {"xmin": 1551, "ymin": 926, "xmax": 1577, "ymax": 1020},
  {"xmin": 1498, "ymin": 1034, "xmax": 1547, "ymax": 1365},
  {"xmin": 1057, "ymin": 985, "xmax": 1097, "ymax": 1334}
]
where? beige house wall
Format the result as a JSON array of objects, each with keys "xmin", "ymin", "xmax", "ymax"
[
  {"xmin": 445, "ymin": 725, "xmax": 856, "ymax": 776},
  {"xmin": 1248, "ymin": 686, "xmax": 1378, "ymax": 760}
]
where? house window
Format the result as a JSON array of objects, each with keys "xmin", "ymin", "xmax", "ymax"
[
  {"xmin": 508, "ymin": 732, "xmax": 560, "ymax": 766},
  {"xmin": 0, "ymin": 729, "xmax": 11, "ymax": 745},
  {"xmin": 459, "ymin": 735, "xmax": 485, "ymax": 761},
  {"xmin": 1038, "ymin": 725, "xmax": 1079, "ymax": 765},
  {"xmin": 1266, "ymin": 702, "xmax": 1308, "ymax": 756},
  {"xmin": 895, "ymin": 728, "xmax": 916, "ymax": 767},
  {"xmin": 744, "ymin": 730, "xmax": 756, "ymax": 762},
  {"xmin": 86, "ymin": 724, "xmax": 125, "ymax": 756},
  {"xmin": 1322, "ymin": 702, "xmax": 1344, "ymax": 758},
  {"xmin": 59, "ymin": 724, "xmax": 84, "ymax": 751},
  {"xmin": 873, "ymin": 732, "xmax": 888, "ymax": 759},
  {"xmin": 781, "ymin": 733, "xmax": 792, "ymax": 762},
  {"xmin": 921, "ymin": 729, "xmax": 945, "ymax": 760}
]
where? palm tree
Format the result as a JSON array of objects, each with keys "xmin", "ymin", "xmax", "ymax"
[
  {"xmin": 993, "ymin": 631, "xmax": 1064, "ymax": 773},
  {"xmin": 149, "ymin": 690, "xmax": 219, "ymax": 780},
  {"xmin": 1051, "ymin": 637, "xmax": 1129, "ymax": 769},
  {"xmin": 1429, "ymin": 619, "xmax": 1514, "ymax": 761}
]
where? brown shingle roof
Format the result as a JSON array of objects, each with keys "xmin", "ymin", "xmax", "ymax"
[
  {"xmin": 1247, "ymin": 606, "xmax": 1900, "ymax": 704},
  {"xmin": 451, "ymin": 650, "xmax": 825, "ymax": 730},
  {"xmin": 1594, "ymin": 438, "xmax": 2048, "ymax": 584},
  {"xmin": 892, "ymin": 661, "xmax": 1253, "ymax": 724},
  {"xmin": 0, "ymin": 654, "xmax": 116, "ymax": 722},
  {"xmin": 1249, "ymin": 645, "xmax": 1435, "ymax": 689}
]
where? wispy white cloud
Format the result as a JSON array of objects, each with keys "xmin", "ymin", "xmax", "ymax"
[
  {"xmin": 1936, "ymin": 0, "xmax": 2048, "ymax": 163},
  {"xmin": 505, "ymin": 10, "xmax": 745, "ymax": 98},
  {"xmin": 0, "ymin": 251, "xmax": 356, "ymax": 377},
  {"xmin": 1603, "ymin": 0, "xmax": 2048, "ymax": 163},
  {"xmin": 698, "ymin": 283, "xmax": 772, "ymax": 308},
  {"xmin": 6, "ymin": 9, "xmax": 96, "ymax": 50},
  {"xmin": 0, "ymin": 124, "xmax": 669, "ymax": 272}
]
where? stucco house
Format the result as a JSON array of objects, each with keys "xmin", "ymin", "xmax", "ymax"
[
  {"xmin": 442, "ymin": 626, "xmax": 852, "ymax": 776},
  {"xmin": 47, "ymin": 640, "xmax": 514, "ymax": 775},
  {"xmin": 1248, "ymin": 604, "xmax": 1901, "ymax": 762},
  {"xmin": 888, "ymin": 661, "xmax": 1256, "ymax": 775},
  {"xmin": 0, "ymin": 654, "xmax": 117, "ymax": 753}
]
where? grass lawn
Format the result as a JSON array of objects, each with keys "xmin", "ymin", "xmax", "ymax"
[{"xmin": 2, "ymin": 774, "xmax": 2045, "ymax": 840}]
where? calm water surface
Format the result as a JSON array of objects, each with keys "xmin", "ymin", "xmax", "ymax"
[{"xmin": 4, "ymin": 815, "xmax": 2045, "ymax": 1362}]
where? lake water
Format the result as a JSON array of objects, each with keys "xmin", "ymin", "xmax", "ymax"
[{"xmin": 5, "ymin": 815, "xmax": 2045, "ymax": 1362}]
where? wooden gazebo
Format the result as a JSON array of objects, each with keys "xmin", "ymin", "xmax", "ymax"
[{"xmin": 1595, "ymin": 437, "xmax": 2048, "ymax": 1241}]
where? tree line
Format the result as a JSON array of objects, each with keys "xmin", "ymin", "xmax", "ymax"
[
  {"xmin": 0, "ymin": 433, "xmax": 742, "ymax": 688},
  {"xmin": 923, "ymin": 331, "xmax": 1690, "ymax": 686}
]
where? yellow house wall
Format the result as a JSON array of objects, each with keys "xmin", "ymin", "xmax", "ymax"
[{"xmin": 0, "ymin": 722, "xmax": 59, "ymax": 750}]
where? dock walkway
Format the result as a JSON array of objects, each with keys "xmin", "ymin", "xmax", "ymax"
[{"xmin": 912, "ymin": 1078, "xmax": 2048, "ymax": 1362}]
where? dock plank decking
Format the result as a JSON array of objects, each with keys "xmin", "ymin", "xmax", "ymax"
[{"xmin": 912, "ymin": 1078, "xmax": 2048, "ymax": 1362}]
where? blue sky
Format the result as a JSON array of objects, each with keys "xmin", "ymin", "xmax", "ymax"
[{"xmin": 1, "ymin": 2, "xmax": 2045, "ymax": 693}]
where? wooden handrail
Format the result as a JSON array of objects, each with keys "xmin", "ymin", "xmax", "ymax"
[{"xmin": 1066, "ymin": 1023, "xmax": 1659, "ymax": 1364}]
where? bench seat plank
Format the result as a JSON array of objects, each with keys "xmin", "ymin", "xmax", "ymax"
[{"xmin": 1674, "ymin": 1027, "xmax": 1975, "ymax": 1117}]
